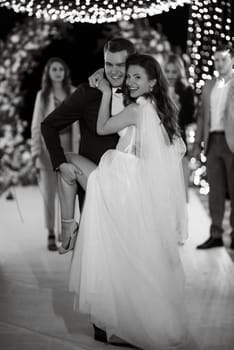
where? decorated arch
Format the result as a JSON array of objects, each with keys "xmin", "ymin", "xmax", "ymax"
[{"xmin": 0, "ymin": 18, "xmax": 66, "ymax": 194}]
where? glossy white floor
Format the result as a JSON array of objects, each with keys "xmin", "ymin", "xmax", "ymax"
[{"xmin": 0, "ymin": 186, "xmax": 233, "ymax": 350}]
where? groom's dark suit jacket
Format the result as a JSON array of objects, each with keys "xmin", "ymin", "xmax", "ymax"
[{"xmin": 41, "ymin": 82, "xmax": 119, "ymax": 170}]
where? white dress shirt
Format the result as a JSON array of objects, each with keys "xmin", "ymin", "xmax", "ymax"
[{"xmin": 111, "ymin": 88, "xmax": 124, "ymax": 116}]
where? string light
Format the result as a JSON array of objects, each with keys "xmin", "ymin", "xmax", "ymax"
[
  {"xmin": 0, "ymin": 0, "xmax": 191, "ymax": 23},
  {"xmin": 187, "ymin": 0, "xmax": 232, "ymax": 94}
]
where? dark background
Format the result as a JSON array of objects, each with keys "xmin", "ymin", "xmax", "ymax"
[
  {"xmin": 1, "ymin": 3, "xmax": 233, "ymax": 83},
  {"xmin": 0, "ymin": 3, "xmax": 233, "ymax": 136},
  {"xmin": 0, "ymin": 5, "xmax": 190, "ymax": 49},
  {"xmin": 0, "ymin": 4, "xmax": 191, "ymax": 83}
]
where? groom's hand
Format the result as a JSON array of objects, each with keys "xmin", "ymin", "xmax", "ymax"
[{"xmin": 59, "ymin": 162, "xmax": 82, "ymax": 185}]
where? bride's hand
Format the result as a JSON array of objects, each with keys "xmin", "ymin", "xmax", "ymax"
[
  {"xmin": 88, "ymin": 68, "xmax": 104, "ymax": 88},
  {"xmin": 96, "ymin": 78, "xmax": 111, "ymax": 95}
]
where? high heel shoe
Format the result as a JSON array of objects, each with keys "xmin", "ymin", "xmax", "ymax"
[{"xmin": 59, "ymin": 221, "xmax": 79, "ymax": 254}]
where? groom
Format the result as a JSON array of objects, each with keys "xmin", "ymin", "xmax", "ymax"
[
  {"xmin": 41, "ymin": 38, "xmax": 135, "ymax": 199},
  {"xmin": 41, "ymin": 38, "xmax": 135, "ymax": 344}
]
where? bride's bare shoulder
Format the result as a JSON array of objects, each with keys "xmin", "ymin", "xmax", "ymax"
[{"xmin": 124, "ymin": 102, "xmax": 141, "ymax": 115}]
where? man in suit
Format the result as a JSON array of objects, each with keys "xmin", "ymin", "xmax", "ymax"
[
  {"xmin": 41, "ymin": 38, "xmax": 135, "ymax": 345},
  {"xmin": 193, "ymin": 44, "xmax": 234, "ymax": 250}
]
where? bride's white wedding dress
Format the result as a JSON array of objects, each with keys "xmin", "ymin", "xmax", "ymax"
[{"xmin": 69, "ymin": 97, "xmax": 189, "ymax": 349}]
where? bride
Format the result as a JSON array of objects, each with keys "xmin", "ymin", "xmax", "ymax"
[{"xmin": 60, "ymin": 54, "xmax": 189, "ymax": 349}]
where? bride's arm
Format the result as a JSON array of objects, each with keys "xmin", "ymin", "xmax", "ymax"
[{"xmin": 96, "ymin": 79, "xmax": 138, "ymax": 135}]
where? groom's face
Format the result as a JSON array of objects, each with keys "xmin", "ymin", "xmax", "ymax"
[{"xmin": 104, "ymin": 50, "xmax": 128, "ymax": 88}]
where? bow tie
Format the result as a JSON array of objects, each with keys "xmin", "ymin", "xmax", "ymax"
[{"xmin": 114, "ymin": 88, "xmax": 123, "ymax": 94}]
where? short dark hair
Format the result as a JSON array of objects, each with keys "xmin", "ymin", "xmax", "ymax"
[
  {"xmin": 215, "ymin": 44, "xmax": 234, "ymax": 57},
  {"xmin": 104, "ymin": 38, "xmax": 135, "ymax": 56}
]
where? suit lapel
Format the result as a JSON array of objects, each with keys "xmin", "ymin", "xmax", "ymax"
[
  {"xmin": 224, "ymin": 74, "xmax": 234, "ymax": 152},
  {"xmin": 206, "ymin": 78, "xmax": 216, "ymax": 100},
  {"xmin": 224, "ymin": 73, "xmax": 234, "ymax": 112},
  {"xmin": 203, "ymin": 78, "xmax": 216, "ymax": 128}
]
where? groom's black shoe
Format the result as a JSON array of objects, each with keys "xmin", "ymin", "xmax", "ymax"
[
  {"xmin": 196, "ymin": 236, "xmax": 223, "ymax": 249},
  {"xmin": 93, "ymin": 325, "xmax": 137, "ymax": 348},
  {"xmin": 93, "ymin": 324, "xmax": 107, "ymax": 343},
  {"xmin": 109, "ymin": 335, "xmax": 138, "ymax": 348}
]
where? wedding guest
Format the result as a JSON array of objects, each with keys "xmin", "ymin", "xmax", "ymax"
[
  {"xmin": 31, "ymin": 57, "xmax": 79, "ymax": 251},
  {"xmin": 193, "ymin": 45, "xmax": 234, "ymax": 250},
  {"xmin": 164, "ymin": 53, "xmax": 195, "ymax": 201}
]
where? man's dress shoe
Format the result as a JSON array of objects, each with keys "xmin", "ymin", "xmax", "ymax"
[
  {"xmin": 196, "ymin": 236, "xmax": 223, "ymax": 249},
  {"xmin": 109, "ymin": 335, "xmax": 138, "ymax": 348},
  {"xmin": 93, "ymin": 324, "xmax": 107, "ymax": 343},
  {"xmin": 93, "ymin": 325, "xmax": 137, "ymax": 348}
]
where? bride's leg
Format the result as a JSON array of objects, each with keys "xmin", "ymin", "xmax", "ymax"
[
  {"xmin": 57, "ymin": 174, "xmax": 77, "ymax": 221},
  {"xmin": 66, "ymin": 153, "xmax": 97, "ymax": 191},
  {"xmin": 57, "ymin": 153, "xmax": 97, "ymax": 253},
  {"xmin": 58, "ymin": 152, "xmax": 97, "ymax": 218}
]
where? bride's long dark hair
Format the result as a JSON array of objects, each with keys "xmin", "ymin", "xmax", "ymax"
[{"xmin": 123, "ymin": 54, "xmax": 180, "ymax": 143}]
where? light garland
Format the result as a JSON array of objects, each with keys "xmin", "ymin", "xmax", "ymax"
[
  {"xmin": 0, "ymin": 0, "xmax": 191, "ymax": 23},
  {"xmin": 187, "ymin": 0, "xmax": 232, "ymax": 94}
]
